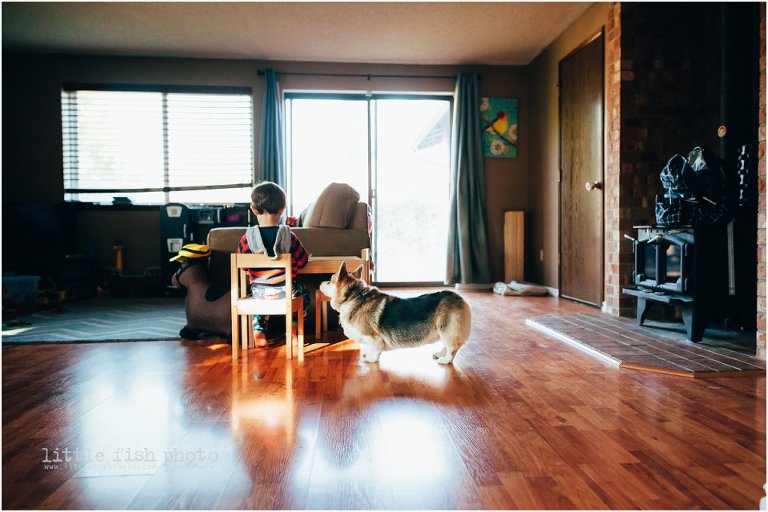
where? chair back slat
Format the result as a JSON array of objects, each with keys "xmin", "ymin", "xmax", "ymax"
[
  {"xmin": 233, "ymin": 253, "xmax": 292, "ymax": 270},
  {"xmin": 230, "ymin": 253, "xmax": 293, "ymax": 298}
]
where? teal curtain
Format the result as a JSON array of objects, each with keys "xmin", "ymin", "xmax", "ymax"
[
  {"xmin": 259, "ymin": 69, "xmax": 285, "ymax": 187},
  {"xmin": 446, "ymin": 73, "xmax": 491, "ymax": 285}
]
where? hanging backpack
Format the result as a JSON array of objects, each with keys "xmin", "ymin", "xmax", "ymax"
[{"xmin": 655, "ymin": 148, "xmax": 730, "ymax": 226}]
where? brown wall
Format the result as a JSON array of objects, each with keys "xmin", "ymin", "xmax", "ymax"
[
  {"xmin": 480, "ymin": 67, "xmax": 530, "ymax": 283},
  {"xmin": 3, "ymin": 54, "xmax": 527, "ymax": 281},
  {"xmin": 75, "ymin": 209, "xmax": 161, "ymax": 275},
  {"xmin": 527, "ymin": 3, "xmax": 609, "ymax": 289}
]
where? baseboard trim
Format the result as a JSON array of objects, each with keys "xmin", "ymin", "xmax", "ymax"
[{"xmin": 454, "ymin": 283, "xmax": 492, "ymax": 291}]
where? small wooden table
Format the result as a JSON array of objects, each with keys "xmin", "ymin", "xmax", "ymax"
[
  {"xmin": 299, "ymin": 248, "xmax": 370, "ymax": 279},
  {"xmin": 300, "ymin": 249, "xmax": 370, "ymax": 340}
]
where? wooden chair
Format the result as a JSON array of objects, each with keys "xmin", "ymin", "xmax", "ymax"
[{"xmin": 230, "ymin": 253, "xmax": 305, "ymax": 361}]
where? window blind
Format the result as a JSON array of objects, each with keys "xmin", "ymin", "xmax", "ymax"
[{"xmin": 61, "ymin": 88, "xmax": 254, "ymax": 205}]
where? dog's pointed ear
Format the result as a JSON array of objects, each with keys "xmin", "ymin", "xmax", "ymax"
[
  {"xmin": 351, "ymin": 265, "xmax": 364, "ymax": 280},
  {"xmin": 337, "ymin": 261, "xmax": 348, "ymax": 278}
]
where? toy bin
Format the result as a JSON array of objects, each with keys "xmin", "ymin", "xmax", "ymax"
[{"xmin": 2, "ymin": 275, "xmax": 40, "ymax": 311}]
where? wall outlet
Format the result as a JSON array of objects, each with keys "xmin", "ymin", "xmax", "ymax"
[{"xmin": 539, "ymin": 249, "xmax": 544, "ymax": 262}]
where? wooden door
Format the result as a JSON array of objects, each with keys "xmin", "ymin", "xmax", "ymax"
[{"xmin": 559, "ymin": 32, "xmax": 604, "ymax": 306}]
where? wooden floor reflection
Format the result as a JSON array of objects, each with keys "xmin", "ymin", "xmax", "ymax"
[{"xmin": 3, "ymin": 291, "xmax": 766, "ymax": 509}]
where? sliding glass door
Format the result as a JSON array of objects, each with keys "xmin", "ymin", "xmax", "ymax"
[
  {"xmin": 285, "ymin": 94, "xmax": 451, "ymax": 283},
  {"xmin": 372, "ymin": 98, "xmax": 451, "ymax": 282}
]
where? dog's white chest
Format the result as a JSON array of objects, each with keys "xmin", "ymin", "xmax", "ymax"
[{"xmin": 338, "ymin": 308, "xmax": 366, "ymax": 342}]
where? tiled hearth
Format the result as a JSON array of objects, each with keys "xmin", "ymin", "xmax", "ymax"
[{"xmin": 527, "ymin": 313, "xmax": 766, "ymax": 378}]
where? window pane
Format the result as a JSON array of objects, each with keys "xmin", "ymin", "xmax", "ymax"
[
  {"xmin": 63, "ymin": 90, "xmax": 164, "ymax": 203},
  {"xmin": 167, "ymin": 93, "xmax": 253, "ymax": 204},
  {"xmin": 67, "ymin": 192, "xmax": 167, "ymax": 204},
  {"xmin": 374, "ymin": 99, "xmax": 451, "ymax": 282},
  {"xmin": 286, "ymin": 98, "xmax": 368, "ymax": 214},
  {"xmin": 170, "ymin": 186, "xmax": 252, "ymax": 204}
]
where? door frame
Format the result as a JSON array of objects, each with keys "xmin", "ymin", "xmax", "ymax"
[{"xmin": 557, "ymin": 29, "xmax": 606, "ymax": 307}]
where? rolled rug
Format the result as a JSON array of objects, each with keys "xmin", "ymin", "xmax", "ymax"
[
  {"xmin": 507, "ymin": 281, "xmax": 548, "ymax": 296},
  {"xmin": 492, "ymin": 281, "xmax": 548, "ymax": 296},
  {"xmin": 493, "ymin": 282, "xmax": 515, "ymax": 296}
]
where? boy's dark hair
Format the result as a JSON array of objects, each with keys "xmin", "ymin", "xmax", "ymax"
[{"xmin": 251, "ymin": 181, "xmax": 286, "ymax": 214}]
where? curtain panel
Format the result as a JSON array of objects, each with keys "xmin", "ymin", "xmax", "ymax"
[
  {"xmin": 446, "ymin": 73, "xmax": 491, "ymax": 286},
  {"xmin": 259, "ymin": 69, "xmax": 286, "ymax": 187}
]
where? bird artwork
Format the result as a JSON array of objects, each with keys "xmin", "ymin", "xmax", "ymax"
[
  {"xmin": 480, "ymin": 97, "xmax": 518, "ymax": 158},
  {"xmin": 485, "ymin": 111, "xmax": 508, "ymax": 137}
]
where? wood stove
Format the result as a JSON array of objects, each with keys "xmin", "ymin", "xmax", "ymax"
[{"xmin": 623, "ymin": 224, "xmax": 727, "ymax": 342}]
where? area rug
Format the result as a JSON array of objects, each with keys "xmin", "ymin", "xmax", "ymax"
[
  {"xmin": 526, "ymin": 313, "xmax": 766, "ymax": 378},
  {"xmin": 2, "ymin": 297, "xmax": 188, "ymax": 343}
]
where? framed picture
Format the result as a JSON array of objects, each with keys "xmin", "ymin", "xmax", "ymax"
[{"xmin": 481, "ymin": 97, "xmax": 518, "ymax": 158}]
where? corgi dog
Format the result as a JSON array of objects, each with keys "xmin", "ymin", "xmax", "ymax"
[{"xmin": 319, "ymin": 262, "xmax": 471, "ymax": 364}]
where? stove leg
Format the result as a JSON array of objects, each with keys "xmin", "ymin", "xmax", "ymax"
[
  {"xmin": 637, "ymin": 298, "xmax": 652, "ymax": 326},
  {"xmin": 681, "ymin": 304, "xmax": 704, "ymax": 342}
]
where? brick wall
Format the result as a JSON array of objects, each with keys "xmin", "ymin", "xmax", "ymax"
[
  {"xmin": 604, "ymin": 2, "xmax": 624, "ymax": 315},
  {"xmin": 758, "ymin": 2, "xmax": 766, "ymax": 359},
  {"xmin": 603, "ymin": 3, "xmax": 722, "ymax": 317}
]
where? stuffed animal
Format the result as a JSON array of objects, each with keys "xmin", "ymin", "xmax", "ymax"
[{"xmin": 170, "ymin": 244, "xmax": 231, "ymax": 339}]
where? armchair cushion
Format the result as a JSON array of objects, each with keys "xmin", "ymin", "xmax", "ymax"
[{"xmin": 302, "ymin": 183, "xmax": 361, "ymax": 229}]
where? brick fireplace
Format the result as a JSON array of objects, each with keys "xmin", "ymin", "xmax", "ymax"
[{"xmin": 603, "ymin": 2, "xmax": 766, "ymax": 358}]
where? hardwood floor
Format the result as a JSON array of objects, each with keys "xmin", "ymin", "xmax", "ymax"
[{"xmin": 3, "ymin": 291, "xmax": 765, "ymax": 509}]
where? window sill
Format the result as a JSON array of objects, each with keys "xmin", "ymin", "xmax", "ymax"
[{"xmin": 63, "ymin": 201, "xmax": 160, "ymax": 212}]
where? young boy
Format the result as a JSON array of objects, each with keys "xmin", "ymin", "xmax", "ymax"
[{"xmin": 237, "ymin": 181, "xmax": 310, "ymax": 347}]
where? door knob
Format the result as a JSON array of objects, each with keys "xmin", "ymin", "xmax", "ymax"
[{"xmin": 585, "ymin": 181, "xmax": 602, "ymax": 191}]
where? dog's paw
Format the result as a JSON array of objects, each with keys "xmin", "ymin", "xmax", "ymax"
[
  {"xmin": 362, "ymin": 352, "xmax": 381, "ymax": 363},
  {"xmin": 432, "ymin": 347, "xmax": 447, "ymax": 359},
  {"xmin": 435, "ymin": 354, "xmax": 454, "ymax": 365}
]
